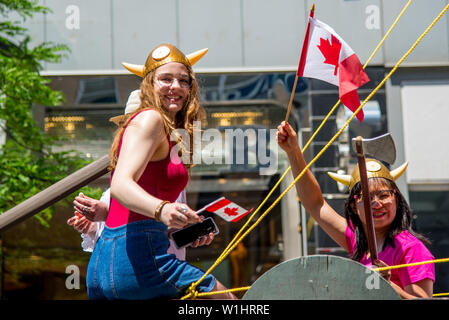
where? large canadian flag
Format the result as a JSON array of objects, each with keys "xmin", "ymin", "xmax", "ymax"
[
  {"xmin": 297, "ymin": 15, "xmax": 370, "ymax": 122},
  {"xmin": 202, "ymin": 197, "xmax": 253, "ymax": 222}
]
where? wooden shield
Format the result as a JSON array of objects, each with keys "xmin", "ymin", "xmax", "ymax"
[{"xmin": 243, "ymin": 255, "xmax": 400, "ymax": 300}]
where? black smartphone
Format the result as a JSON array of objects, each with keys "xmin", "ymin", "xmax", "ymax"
[{"xmin": 170, "ymin": 217, "xmax": 219, "ymax": 249}]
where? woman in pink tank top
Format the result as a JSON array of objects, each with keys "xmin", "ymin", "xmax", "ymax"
[{"xmin": 86, "ymin": 44, "xmax": 236, "ymax": 300}]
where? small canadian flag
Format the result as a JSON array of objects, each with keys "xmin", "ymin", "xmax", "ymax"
[{"xmin": 201, "ymin": 197, "xmax": 253, "ymax": 222}]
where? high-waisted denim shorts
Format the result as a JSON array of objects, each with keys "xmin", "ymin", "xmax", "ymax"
[{"xmin": 86, "ymin": 220, "xmax": 216, "ymax": 299}]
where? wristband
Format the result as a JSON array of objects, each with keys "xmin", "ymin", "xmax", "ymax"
[{"xmin": 155, "ymin": 200, "xmax": 170, "ymax": 222}]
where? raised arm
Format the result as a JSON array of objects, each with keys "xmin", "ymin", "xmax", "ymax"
[{"xmin": 277, "ymin": 121, "xmax": 348, "ymax": 250}]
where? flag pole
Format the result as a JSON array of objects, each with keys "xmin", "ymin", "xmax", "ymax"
[
  {"xmin": 284, "ymin": 76, "xmax": 298, "ymax": 123},
  {"xmin": 285, "ymin": 4, "xmax": 314, "ymax": 123}
]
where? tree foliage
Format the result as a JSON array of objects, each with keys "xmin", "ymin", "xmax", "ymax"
[{"xmin": 0, "ymin": 0, "xmax": 102, "ymax": 227}]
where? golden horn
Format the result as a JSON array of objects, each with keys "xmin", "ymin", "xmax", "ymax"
[
  {"xmin": 109, "ymin": 115, "xmax": 125, "ymax": 126},
  {"xmin": 327, "ymin": 171, "xmax": 351, "ymax": 187},
  {"xmin": 186, "ymin": 48, "xmax": 208, "ymax": 66},
  {"xmin": 390, "ymin": 162, "xmax": 408, "ymax": 181},
  {"xmin": 121, "ymin": 62, "xmax": 145, "ymax": 77}
]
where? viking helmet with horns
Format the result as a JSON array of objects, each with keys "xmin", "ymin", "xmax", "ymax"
[
  {"xmin": 111, "ymin": 44, "xmax": 208, "ymax": 125},
  {"xmin": 121, "ymin": 44, "xmax": 208, "ymax": 78},
  {"xmin": 327, "ymin": 158, "xmax": 408, "ymax": 191}
]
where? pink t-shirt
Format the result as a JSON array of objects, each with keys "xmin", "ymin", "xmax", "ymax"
[{"xmin": 345, "ymin": 226, "xmax": 435, "ymax": 289}]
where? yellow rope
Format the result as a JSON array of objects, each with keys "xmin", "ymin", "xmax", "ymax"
[
  {"xmin": 433, "ymin": 292, "xmax": 449, "ymax": 297},
  {"xmin": 187, "ymin": 258, "xmax": 449, "ymax": 298},
  {"xmin": 202, "ymin": 0, "xmax": 413, "ymax": 277},
  {"xmin": 220, "ymin": 0, "xmax": 413, "ymax": 260},
  {"xmin": 192, "ymin": 286, "xmax": 251, "ymax": 298},
  {"xmin": 215, "ymin": 0, "xmax": 415, "ymax": 264},
  {"xmin": 220, "ymin": 166, "xmax": 292, "ymax": 259},
  {"xmin": 363, "ymin": 0, "xmax": 413, "ymax": 69},
  {"xmin": 372, "ymin": 257, "xmax": 449, "ymax": 273},
  {"xmin": 296, "ymin": 0, "xmax": 413, "ymax": 243},
  {"xmin": 294, "ymin": 0, "xmax": 413, "ymax": 153},
  {"xmin": 373, "ymin": 257, "xmax": 449, "ymax": 298},
  {"xmin": 182, "ymin": 0, "xmax": 435, "ymax": 300}
]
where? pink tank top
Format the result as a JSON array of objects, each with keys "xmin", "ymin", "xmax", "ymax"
[{"xmin": 105, "ymin": 110, "xmax": 189, "ymax": 228}]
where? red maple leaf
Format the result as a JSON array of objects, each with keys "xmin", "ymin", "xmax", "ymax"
[
  {"xmin": 224, "ymin": 207, "xmax": 239, "ymax": 216},
  {"xmin": 317, "ymin": 34, "xmax": 341, "ymax": 76}
]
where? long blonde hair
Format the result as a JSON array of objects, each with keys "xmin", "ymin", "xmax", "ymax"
[{"xmin": 109, "ymin": 65, "xmax": 205, "ymax": 171}]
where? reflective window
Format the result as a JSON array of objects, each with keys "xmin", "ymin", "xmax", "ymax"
[
  {"xmin": 45, "ymin": 106, "xmax": 122, "ymax": 159},
  {"xmin": 76, "ymin": 78, "xmax": 120, "ymax": 104}
]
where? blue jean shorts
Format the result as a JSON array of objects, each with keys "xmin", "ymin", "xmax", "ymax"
[{"xmin": 86, "ymin": 220, "xmax": 216, "ymax": 300}]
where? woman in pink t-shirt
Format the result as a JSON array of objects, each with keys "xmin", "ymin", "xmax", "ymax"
[{"xmin": 277, "ymin": 121, "xmax": 434, "ymax": 299}]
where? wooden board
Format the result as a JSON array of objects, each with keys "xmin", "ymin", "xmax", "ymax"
[{"xmin": 243, "ymin": 255, "xmax": 400, "ymax": 300}]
